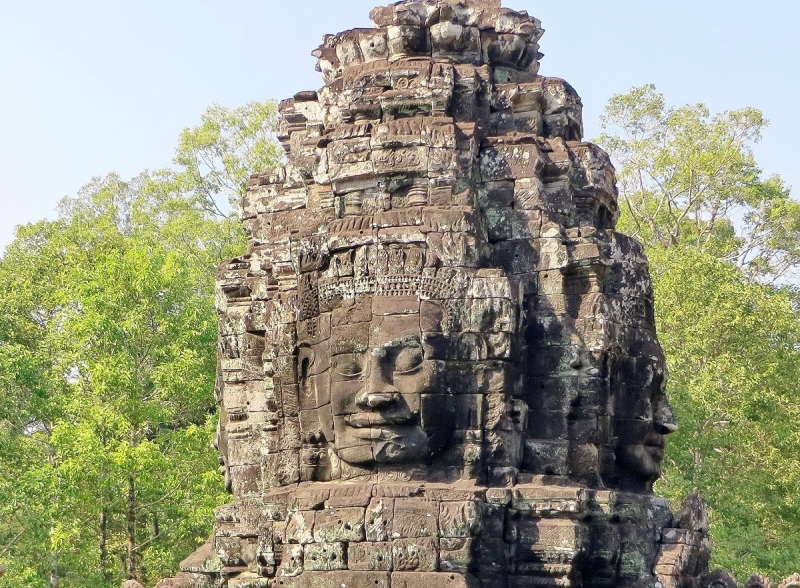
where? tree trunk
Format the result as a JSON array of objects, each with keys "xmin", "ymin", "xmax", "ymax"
[
  {"xmin": 127, "ymin": 473, "xmax": 137, "ymax": 580},
  {"xmin": 99, "ymin": 508, "xmax": 108, "ymax": 580},
  {"xmin": 49, "ymin": 552, "xmax": 58, "ymax": 588}
]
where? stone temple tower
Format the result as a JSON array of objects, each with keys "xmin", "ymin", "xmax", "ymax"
[{"xmin": 155, "ymin": 1, "xmax": 717, "ymax": 587}]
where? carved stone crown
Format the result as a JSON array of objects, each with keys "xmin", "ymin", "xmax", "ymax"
[
  {"xmin": 313, "ymin": 0, "xmax": 544, "ymax": 85},
  {"xmin": 299, "ymin": 243, "xmax": 473, "ymax": 319}
]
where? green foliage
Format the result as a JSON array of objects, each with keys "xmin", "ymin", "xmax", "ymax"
[
  {"xmin": 599, "ymin": 86, "xmax": 800, "ymax": 580},
  {"xmin": 0, "ymin": 101, "xmax": 278, "ymax": 587},
  {"xmin": 651, "ymin": 247, "xmax": 800, "ymax": 578},
  {"xmin": 173, "ymin": 101, "xmax": 282, "ymax": 216},
  {"xmin": 598, "ymin": 84, "xmax": 799, "ymax": 282}
]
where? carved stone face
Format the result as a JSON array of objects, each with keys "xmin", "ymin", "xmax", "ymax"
[
  {"xmin": 311, "ymin": 309, "xmax": 452, "ymax": 466},
  {"xmin": 612, "ymin": 350, "xmax": 678, "ymax": 486},
  {"xmin": 614, "ymin": 408, "xmax": 677, "ymax": 482}
]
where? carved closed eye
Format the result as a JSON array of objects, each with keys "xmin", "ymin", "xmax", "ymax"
[
  {"xmin": 393, "ymin": 345, "xmax": 424, "ymax": 374},
  {"xmin": 335, "ymin": 355, "xmax": 364, "ymax": 378}
]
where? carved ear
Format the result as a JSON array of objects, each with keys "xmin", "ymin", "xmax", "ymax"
[
  {"xmin": 297, "ymin": 344, "xmax": 316, "ymax": 380},
  {"xmin": 510, "ymin": 397, "xmax": 529, "ymax": 431}
]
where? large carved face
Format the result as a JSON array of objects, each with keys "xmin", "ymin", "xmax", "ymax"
[
  {"xmin": 301, "ymin": 300, "xmax": 453, "ymax": 467},
  {"xmin": 612, "ymin": 347, "xmax": 678, "ymax": 486}
]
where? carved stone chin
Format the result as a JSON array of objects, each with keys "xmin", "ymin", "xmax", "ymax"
[{"xmin": 151, "ymin": 2, "xmax": 740, "ymax": 588}]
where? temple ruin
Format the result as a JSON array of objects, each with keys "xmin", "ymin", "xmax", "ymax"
[{"xmin": 156, "ymin": 1, "xmax": 732, "ymax": 587}]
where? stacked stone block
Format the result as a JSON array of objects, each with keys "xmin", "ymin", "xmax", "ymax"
[
  {"xmin": 200, "ymin": 482, "xmax": 683, "ymax": 588},
  {"xmin": 155, "ymin": 2, "xmax": 719, "ymax": 588}
]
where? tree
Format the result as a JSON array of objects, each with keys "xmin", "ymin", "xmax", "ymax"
[
  {"xmin": 598, "ymin": 87, "xmax": 800, "ymax": 580},
  {"xmin": 651, "ymin": 246, "xmax": 800, "ymax": 578},
  {"xmin": 598, "ymin": 84, "xmax": 800, "ymax": 282},
  {"xmin": 172, "ymin": 101, "xmax": 282, "ymax": 217},
  {"xmin": 0, "ymin": 100, "xmax": 279, "ymax": 587},
  {"xmin": 0, "ymin": 178, "xmax": 231, "ymax": 588}
]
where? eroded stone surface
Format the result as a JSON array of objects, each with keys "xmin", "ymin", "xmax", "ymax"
[
  {"xmin": 154, "ymin": 1, "xmax": 734, "ymax": 588},
  {"xmin": 220, "ymin": 0, "xmax": 669, "ymax": 507},
  {"xmin": 745, "ymin": 574, "xmax": 774, "ymax": 588}
]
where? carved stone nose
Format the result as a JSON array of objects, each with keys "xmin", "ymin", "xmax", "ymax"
[
  {"xmin": 359, "ymin": 352, "xmax": 399, "ymax": 410},
  {"xmin": 654, "ymin": 421, "xmax": 679, "ymax": 435},
  {"xmin": 356, "ymin": 391, "xmax": 397, "ymax": 409}
]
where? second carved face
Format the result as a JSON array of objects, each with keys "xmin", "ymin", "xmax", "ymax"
[{"xmin": 611, "ymin": 344, "xmax": 678, "ymax": 489}]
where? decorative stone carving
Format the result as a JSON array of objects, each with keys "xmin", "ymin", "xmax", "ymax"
[
  {"xmin": 779, "ymin": 575, "xmax": 800, "ymax": 588},
  {"xmin": 745, "ymin": 574, "xmax": 774, "ymax": 588},
  {"xmin": 152, "ymin": 1, "xmax": 758, "ymax": 588},
  {"xmin": 703, "ymin": 570, "xmax": 739, "ymax": 588}
]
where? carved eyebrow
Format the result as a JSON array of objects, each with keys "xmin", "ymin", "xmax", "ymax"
[
  {"xmin": 370, "ymin": 336, "xmax": 422, "ymax": 356},
  {"xmin": 331, "ymin": 343, "xmax": 369, "ymax": 356}
]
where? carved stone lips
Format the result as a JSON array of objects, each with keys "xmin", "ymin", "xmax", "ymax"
[
  {"xmin": 644, "ymin": 430, "xmax": 666, "ymax": 449},
  {"xmin": 350, "ymin": 427, "xmax": 410, "ymax": 441},
  {"xmin": 645, "ymin": 421, "xmax": 678, "ymax": 448},
  {"xmin": 345, "ymin": 412, "xmax": 415, "ymax": 428}
]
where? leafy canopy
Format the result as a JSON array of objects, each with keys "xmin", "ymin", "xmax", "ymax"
[
  {"xmin": 598, "ymin": 84, "xmax": 800, "ymax": 282},
  {"xmin": 0, "ymin": 101, "xmax": 278, "ymax": 587}
]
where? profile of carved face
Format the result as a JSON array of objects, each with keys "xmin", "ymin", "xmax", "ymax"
[
  {"xmin": 213, "ymin": 403, "xmax": 231, "ymax": 492},
  {"xmin": 612, "ymin": 347, "xmax": 678, "ymax": 486},
  {"xmin": 614, "ymin": 404, "xmax": 677, "ymax": 482},
  {"xmin": 301, "ymin": 303, "xmax": 453, "ymax": 467}
]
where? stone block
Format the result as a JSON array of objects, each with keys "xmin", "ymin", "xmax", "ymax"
[
  {"xmin": 662, "ymin": 528, "xmax": 703, "ymax": 547},
  {"xmin": 216, "ymin": 536, "xmax": 257, "ymax": 567},
  {"xmin": 439, "ymin": 500, "xmax": 484, "ymax": 537},
  {"xmin": 313, "ymin": 507, "xmax": 366, "ymax": 543},
  {"xmin": 476, "ymin": 575, "xmax": 508, "ymax": 588},
  {"xmin": 674, "ymin": 493, "xmax": 709, "ymax": 533},
  {"xmin": 327, "ymin": 485, "xmax": 374, "ymax": 508},
  {"xmin": 426, "ymin": 486, "xmax": 487, "ymax": 502},
  {"xmin": 511, "ymin": 485, "xmax": 586, "ymax": 516},
  {"xmin": 480, "ymin": 142, "xmax": 544, "ymax": 181},
  {"xmin": 229, "ymin": 573, "xmax": 271, "ymax": 588},
  {"xmin": 393, "ymin": 537, "xmax": 439, "ymax": 571},
  {"xmin": 304, "ymin": 542, "xmax": 347, "ymax": 571},
  {"xmin": 279, "ymin": 544, "xmax": 304, "ymax": 577},
  {"xmin": 284, "ymin": 510, "xmax": 315, "ymax": 544},
  {"xmin": 478, "ymin": 181, "xmax": 516, "ymax": 208},
  {"xmin": 505, "ymin": 517, "xmax": 581, "ymax": 551},
  {"xmin": 474, "ymin": 537, "xmax": 510, "ymax": 573},
  {"xmin": 522, "ymin": 439, "xmax": 570, "ymax": 475},
  {"xmin": 440, "ymin": 537, "xmax": 473, "ymax": 573},
  {"xmin": 393, "ymin": 498, "xmax": 439, "ymax": 538},
  {"xmin": 348, "ymin": 541, "xmax": 393, "ymax": 571},
  {"xmin": 278, "ymin": 572, "xmax": 390, "ymax": 588},
  {"xmin": 366, "ymin": 497, "xmax": 394, "ymax": 542},
  {"xmin": 392, "ymin": 572, "xmax": 478, "ymax": 588},
  {"xmin": 655, "ymin": 539, "xmax": 707, "ymax": 576}
]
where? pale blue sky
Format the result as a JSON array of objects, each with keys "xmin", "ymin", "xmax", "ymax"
[{"xmin": 1, "ymin": 1, "xmax": 798, "ymax": 252}]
